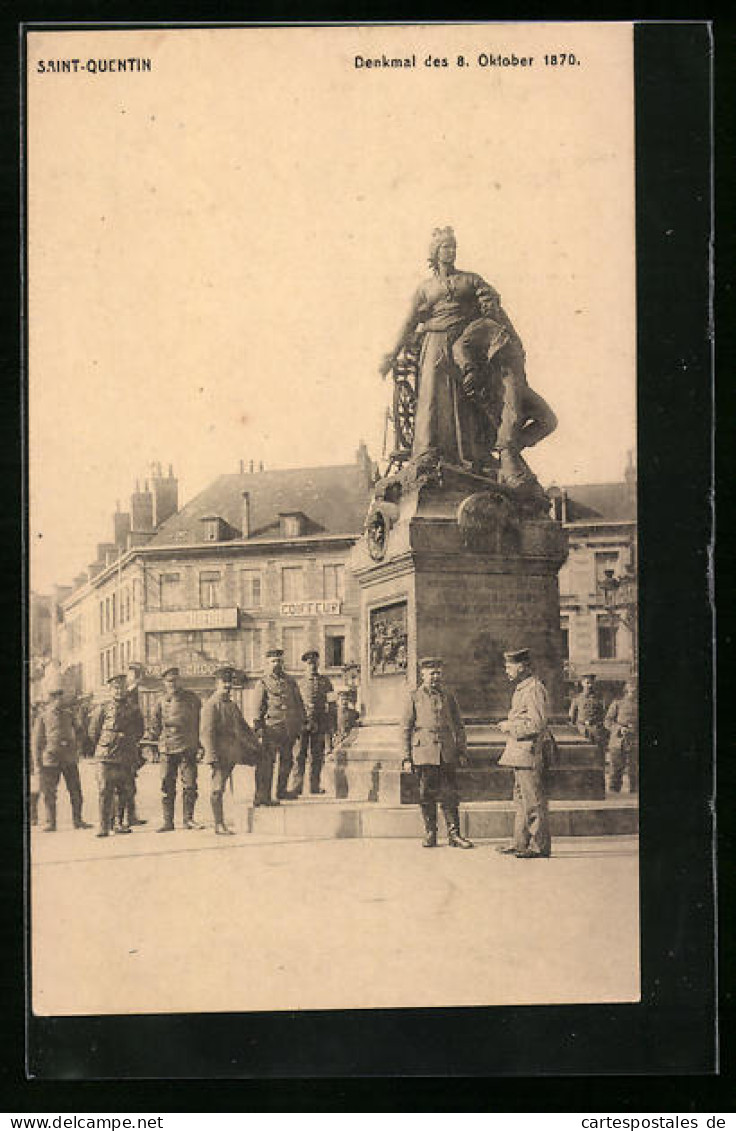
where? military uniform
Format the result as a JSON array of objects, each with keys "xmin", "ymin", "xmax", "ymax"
[
  {"xmin": 605, "ymin": 689, "xmax": 638, "ymax": 792},
  {"xmin": 90, "ymin": 689, "xmax": 145, "ymax": 836},
  {"xmin": 32, "ymin": 694, "xmax": 89, "ymax": 831},
  {"xmin": 148, "ymin": 685, "xmax": 202, "ymax": 829},
  {"xmin": 291, "ymin": 654, "xmax": 333, "ymax": 796},
  {"xmin": 400, "ymin": 663, "xmax": 473, "ymax": 848},
  {"xmin": 498, "ymin": 666, "xmax": 552, "ymax": 858},
  {"xmin": 116, "ymin": 675, "xmax": 148, "ymax": 828},
  {"xmin": 253, "ymin": 667, "xmax": 305, "ymax": 803},
  {"xmin": 569, "ymin": 684, "xmax": 607, "ymax": 757},
  {"xmin": 201, "ymin": 674, "xmax": 260, "ymax": 833}
]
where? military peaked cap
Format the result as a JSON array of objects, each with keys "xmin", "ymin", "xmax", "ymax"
[
  {"xmin": 265, "ymin": 648, "xmax": 284, "ymax": 658},
  {"xmin": 161, "ymin": 666, "xmax": 180, "ymax": 678},
  {"xmin": 107, "ymin": 673, "xmax": 127, "ymax": 686},
  {"xmin": 301, "ymin": 649, "xmax": 319, "ymax": 662},
  {"xmin": 214, "ymin": 666, "xmax": 235, "ymax": 681},
  {"xmin": 419, "ymin": 656, "xmax": 444, "ymax": 668},
  {"xmin": 504, "ymin": 648, "xmax": 531, "ymax": 664}
]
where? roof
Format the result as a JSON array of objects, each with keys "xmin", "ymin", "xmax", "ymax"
[
  {"xmin": 554, "ymin": 481, "xmax": 637, "ymax": 523},
  {"xmin": 148, "ymin": 462, "xmax": 374, "ymax": 547}
]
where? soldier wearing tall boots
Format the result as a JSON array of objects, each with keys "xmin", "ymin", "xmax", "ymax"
[
  {"xmin": 569, "ymin": 672, "xmax": 608, "ymax": 760},
  {"xmin": 147, "ymin": 666, "xmax": 203, "ymax": 832},
  {"xmin": 113, "ymin": 661, "xmax": 148, "ymax": 830},
  {"xmin": 496, "ymin": 647, "xmax": 553, "ymax": 859},
  {"xmin": 290, "ymin": 649, "xmax": 333, "ymax": 796},
  {"xmin": 253, "ymin": 648, "xmax": 305, "ymax": 805},
  {"xmin": 90, "ymin": 673, "xmax": 145, "ymax": 838},
  {"xmin": 201, "ymin": 667, "xmax": 261, "ymax": 835},
  {"xmin": 32, "ymin": 676, "xmax": 92, "ymax": 832},
  {"xmin": 605, "ymin": 676, "xmax": 639, "ymax": 792},
  {"xmin": 400, "ymin": 657, "xmax": 474, "ymax": 849}
]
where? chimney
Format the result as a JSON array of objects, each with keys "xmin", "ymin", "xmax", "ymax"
[
  {"xmin": 73, "ymin": 571, "xmax": 88, "ymax": 590},
  {"xmin": 105, "ymin": 547, "xmax": 118, "ymax": 568},
  {"xmin": 259, "ymin": 460, "xmax": 264, "ymax": 472},
  {"xmin": 130, "ymin": 479, "xmax": 154, "ymax": 533},
  {"xmin": 88, "ymin": 561, "xmax": 103, "ymax": 580},
  {"xmin": 150, "ymin": 464, "xmax": 178, "ymax": 528},
  {"xmin": 624, "ymin": 450, "xmax": 636, "ymax": 495},
  {"xmin": 113, "ymin": 506, "xmax": 131, "ymax": 548},
  {"xmin": 239, "ymin": 460, "xmax": 245, "ymax": 474},
  {"xmin": 249, "ymin": 459, "xmax": 254, "ymax": 474},
  {"xmin": 96, "ymin": 541, "xmax": 116, "ymax": 565},
  {"xmin": 242, "ymin": 491, "xmax": 251, "ymax": 538}
]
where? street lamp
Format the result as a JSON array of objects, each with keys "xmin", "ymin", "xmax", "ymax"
[{"xmin": 598, "ymin": 565, "xmax": 638, "ymax": 674}]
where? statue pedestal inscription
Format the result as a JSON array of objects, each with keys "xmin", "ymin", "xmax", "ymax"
[{"xmin": 342, "ymin": 461, "xmax": 603, "ymax": 804}]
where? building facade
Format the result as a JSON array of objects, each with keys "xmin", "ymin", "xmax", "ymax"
[
  {"xmin": 550, "ymin": 454, "xmax": 637, "ymax": 706},
  {"xmin": 56, "ymin": 449, "xmax": 375, "ymax": 722}
]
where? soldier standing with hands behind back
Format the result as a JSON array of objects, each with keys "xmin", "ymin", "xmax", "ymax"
[
  {"xmin": 90, "ymin": 673, "xmax": 145, "ymax": 838},
  {"xmin": 290, "ymin": 649, "xmax": 333, "ymax": 796},
  {"xmin": 400, "ymin": 657, "xmax": 474, "ymax": 849},
  {"xmin": 146, "ymin": 666, "xmax": 203, "ymax": 832},
  {"xmin": 569, "ymin": 672, "xmax": 608, "ymax": 760}
]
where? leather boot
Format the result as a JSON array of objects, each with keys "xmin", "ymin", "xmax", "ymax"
[
  {"xmin": 42, "ymin": 793, "xmax": 57, "ymax": 833},
  {"xmin": 420, "ymin": 803, "xmax": 437, "ymax": 848},
  {"xmin": 212, "ymin": 794, "xmax": 234, "ymax": 836},
  {"xmin": 444, "ymin": 806, "xmax": 474, "ymax": 849},
  {"xmin": 97, "ymin": 791, "xmax": 111, "ymax": 837},
  {"xmin": 157, "ymin": 798, "xmax": 175, "ymax": 832},
  {"xmin": 183, "ymin": 791, "xmax": 204, "ymax": 830},
  {"xmin": 127, "ymin": 796, "xmax": 147, "ymax": 826},
  {"xmin": 72, "ymin": 799, "xmax": 92, "ymax": 830},
  {"xmin": 113, "ymin": 795, "xmax": 127, "ymax": 832}
]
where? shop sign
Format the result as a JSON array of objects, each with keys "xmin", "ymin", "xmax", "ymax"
[
  {"xmin": 144, "ymin": 607, "xmax": 239, "ymax": 632},
  {"xmin": 280, "ymin": 600, "xmax": 342, "ymax": 617}
]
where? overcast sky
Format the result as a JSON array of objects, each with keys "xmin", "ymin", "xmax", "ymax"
[{"xmin": 28, "ymin": 23, "xmax": 635, "ymax": 592}]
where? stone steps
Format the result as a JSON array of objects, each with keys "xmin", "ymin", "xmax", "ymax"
[{"xmin": 236, "ymin": 796, "xmax": 638, "ymax": 839}]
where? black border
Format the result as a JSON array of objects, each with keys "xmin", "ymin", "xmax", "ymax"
[{"xmin": 2, "ymin": 13, "xmax": 727, "ymax": 1108}]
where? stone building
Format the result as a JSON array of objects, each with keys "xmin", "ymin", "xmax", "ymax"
[
  {"xmin": 56, "ymin": 448, "xmax": 375, "ymax": 722},
  {"xmin": 549, "ymin": 454, "xmax": 637, "ymax": 707}
]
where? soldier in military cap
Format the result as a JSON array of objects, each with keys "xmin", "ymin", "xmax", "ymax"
[
  {"xmin": 112, "ymin": 661, "xmax": 148, "ymax": 830},
  {"xmin": 201, "ymin": 666, "xmax": 261, "ymax": 835},
  {"xmin": 605, "ymin": 675, "xmax": 639, "ymax": 792},
  {"xmin": 90, "ymin": 673, "xmax": 145, "ymax": 837},
  {"xmin": 496, "ymin": 647, "xmax": 553, "ymax": 859},
  {"xmin": 146, "ymin": 666, "xmax": 203, "ymax": 832},
  {"xmin": 253, "ymin": 648, "xmax": 306, "ymax": 805},
  {"xmin": 289, "ymin": 649, "xmax": 334, "ymax": 797},
  {"xmin": 569, "ymin": 672, "xmax": 608, "ymax": 760},
  {"xmin": 400, "ymin": 657, "xmax": 474, "ymax": 849},
  {"xmin": 32, "ymin": 674, "xmax": 92, "ymax": 832}
]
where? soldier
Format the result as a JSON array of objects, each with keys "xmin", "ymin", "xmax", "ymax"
[
  {"xmin": 32, "ymin": 678, "xmax": 92, "ymax": 832},
  {"xmin": 29, "ymin": 700, "xmax": 42, "ymax": 827},
  {"xmin": 90, "ymin": 673, "xmax": 145, "ymax": 838},
  {"xmin": 114, "ymin": 662, "xmax": 148, "ymax": 829},
  {"xmin": 290, "ymin": 649, "xmax": 334, "ymax": 796},
  {"xmin": 605, "ymin": 676, "xmax": 639, "ymax": 792},
  {"xmin": 147, "ymin": 666, "xmax": 203, "ymax": 832},
  {"xmin": 496, "ymin": 647, "xmax": 553, "ymax": 859},
  {"xmin": 201, "ymin": 667, "xmax": 261, "ymax": 835},
  {"xmin": 253, "ymin": 648, "xmax": 305, "ymax": 805},
  {"xmin": 400, "ymin": 657, "xmax": 474, "ymax": 849},
  {"xmin": 569, "ymin": 672, "xmax": 608, "ymax": 758}
]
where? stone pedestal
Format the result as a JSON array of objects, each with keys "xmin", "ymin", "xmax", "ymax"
[{"xmin": 340, "ymin": 459, "xmax": 604, "ymax": 803}]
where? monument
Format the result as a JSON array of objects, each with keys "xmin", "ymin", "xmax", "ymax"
[{"xmin": 343, "ymin": 227, "xmax": 603, "ymax": 805}]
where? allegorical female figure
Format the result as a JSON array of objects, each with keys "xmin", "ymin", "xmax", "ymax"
[{"xmin": 379, "ymin": 227, "xmax": 556, "ymax": 486}]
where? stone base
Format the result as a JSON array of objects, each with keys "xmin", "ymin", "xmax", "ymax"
[
  {"xmin": 332, "ymin": 721, "xmax": 605, "ymax": 804},
  {"xmin": 239, "ymin": 796, "xmax": 638, "ymax": 840}
]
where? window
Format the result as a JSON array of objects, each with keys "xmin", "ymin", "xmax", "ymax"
[
  {"xmin": 597, "ymin": 616, "xmax": 618, "ymax": 660},
  {"xmin": 323, "ymin": 564, "xmax": 345, "ymax": 602},
  {"xmin": 243, "ymin": 628, "xmax": 263, "ymax": 673},
  {"xmin": 99, "ymin": 653, "xmax": 105, "ymax": 684},
  {"xmin": 160, "ymin": 572, "xmax": 183, "ymax": 610},
  {"xmin": 560, "ymin": 617, "xmax": 569, "ymax": 660},
  {"xmin": 105, "ymin": 597, "xmax": 111, "ymax": 632},
  {"xmin": 99, "ymin": 601, "xmax": 104, "ymax": 634},
  {"xmin": 595, "ymin": 551, "xmax": 619, "ymax": 587},
  {"xmin": 281, "ymin": 566, "xmax": 303, "ymax": 602},
  {"xmin": 199, "ymin": 571, "xmax": 221, "ymax": 608},
  {"xmin": 146, "ymin": 635, "xmax": 162, "ymax": 663},
  {"xmin": 203, "ymin": 517, "xmax": 222, "ymax": 542},
  {"xmin": 240, "ymin": 569, "xmax": 262, "ymax": 609},
  {"xmin": 282, "ymin": 626, "xmax": 305, "ymax": 669},
  {"xmin": 325, "ymin": 631, "xmax": 345, "ymax": 668},
  {"xmin": 111, "ymin": 593, "xmax": 117, "ymax": 629}
]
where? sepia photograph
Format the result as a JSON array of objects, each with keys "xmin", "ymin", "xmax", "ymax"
[{"xmin": 26, "ymin": 21, "xmax": 645, "ymax": 1031}]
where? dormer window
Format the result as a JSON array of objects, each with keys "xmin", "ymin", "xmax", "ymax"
[
  {"xmin": 200, "ymin": 515, "xmax": 226, "ymax": 543},
  {"xmin": 278, "ymin": 511, "xmax": 307, "ymax": 538}
]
